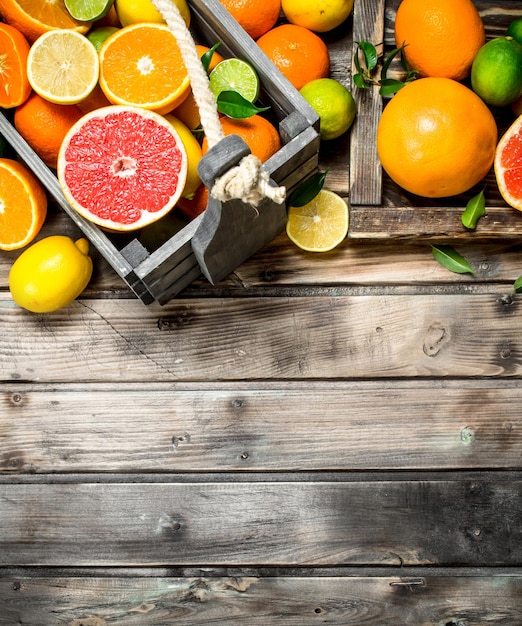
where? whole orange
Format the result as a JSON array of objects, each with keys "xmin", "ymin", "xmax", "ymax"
[
  {"xmin": 218, "ymin": 0, "xmax": 281, "ymax": 40},
  {"xmin": 14, "ymin": 92, "xmax": 84, "ymax": 169},
  {"xmin": 202, "ymin": 114, "xmax": 281, "ymax": 163},
  {"xmin": 256, "ymin": 24, "xmax": 330, "ymax": 90},
  {"xmin": 394, "ymin": 0, "xmax": 485, "ymax": 81},
  {"xmin": 377, "ymin": 77, "xmax": 497, "ymax": 198}
]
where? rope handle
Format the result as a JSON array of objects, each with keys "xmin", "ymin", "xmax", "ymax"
[{"xmin": 150, "ymin": 0, "xmax": 286, "ymax": 207}]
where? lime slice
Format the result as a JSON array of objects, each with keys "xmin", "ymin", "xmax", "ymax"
[
  {"xmin": 65, "ymin": 0, "xmax": 115, "ymax": 22},
  {"xmin": 27, "ymin": 29, "xmax": 100, "ymax": 104},
  {"xmin": 286, "ymin": 189, "xmax": 349, "ymax": 252},
  {"xmin": 209, "ymin": 58, "xmax": 260, "ymax": 102}
]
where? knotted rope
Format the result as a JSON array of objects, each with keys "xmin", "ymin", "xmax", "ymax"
[{"xmin": 150, "ymin": 0, "xmax": 286, "ymax": 207}]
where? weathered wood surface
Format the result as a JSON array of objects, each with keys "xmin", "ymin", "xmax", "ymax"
[
  {"xmin": 2, "ymin": 291, "xmax": 521, "ymax": 382},
  {"xmin": 1, "ymin": 475, "xmax": 521, "ymax": 566},
  {"xmin": 2, "ymin": 381, "xmax": 521, "ymax": 473},
  {"xmin": 2, "ymin": 1, "xmax": 522, "ymax": 623},
  {"xmin": 1, "ymin": 572, "xmax": 521, "ymax": 625}
]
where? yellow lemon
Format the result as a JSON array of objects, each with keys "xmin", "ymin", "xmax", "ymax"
[
  {"xmin": 114, "ymin": 0, "xmax": 191, "ymax": 28},
  {"xmin": 9, "ymin": 236, "xmax": 93, "ymax": 313},
  {"xmin": 164, "ymin": 114, "xmax": 202, "ymax": 199},
  {"xmin": 281, "ymin": 0, "xmax": 354, "ymax": 33}
]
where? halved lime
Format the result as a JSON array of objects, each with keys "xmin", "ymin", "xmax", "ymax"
[
  {"xmin": 286, "ymin": 189, "xmax": 349, "ymax": 252},
  {"xmin": 209, "ymin": 58, "xmax": 260, "ymax": 103},
  {"xmin": 65, "ymin": 0, "xmax": 115, "ymax": 22}
]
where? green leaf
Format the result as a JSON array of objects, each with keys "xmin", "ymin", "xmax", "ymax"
[
  {"xmin": 353, "ymin": 73, "xmax": 369, "ymax": 89},
  {"xmin": 461, "ymin": 189, "xmax": 486, "ymax": 230},
  {"xmin": 378, "ymin": 78, "xmax": 406, "ymax": 96},
  {"xmin": 216, "ymin": 91, "xmax": 270, "ymax": 118},
  {"xmin": 200, "ymin": 41, "xmax": 222, "ymax": 74},
  {"xmin": 431, "ymin": 245, "xmax": 475, "ymax": 275},
  {"xmin": 381, "ymin": 46, "xmax": 402, "ymax": 79},
  {"xmin": 357, "ymin": 41, "xmax": 378, "ymax": 71},
  {"xmin": 514, "ymin": 276, "xmax": 522, "ymax": 292},
  {"xmin": 288, "ymin": 170, "xmax": 329, "ymax": 207}
]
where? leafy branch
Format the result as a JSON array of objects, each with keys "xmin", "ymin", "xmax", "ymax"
[{"xmin": 353, "ymin": 41, "xmax": 418, "ymax": 96}]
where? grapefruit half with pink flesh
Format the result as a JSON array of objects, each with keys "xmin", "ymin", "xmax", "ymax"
[
  {"xmin": 57, "ymin": 105, "xmax": 188, "ymax": 231},
  {"xmin": 495, "ymin": 115, "xmax": 522, "ymax": 212}
]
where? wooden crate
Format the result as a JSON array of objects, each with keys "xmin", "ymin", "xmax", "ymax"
[
  {"xmin": 348, "ymin": 0, "xmax": 522, "ymax": 242},
  {"xmin": 0, "ymin": 0, "xmax": 320, "ymax": 305}
]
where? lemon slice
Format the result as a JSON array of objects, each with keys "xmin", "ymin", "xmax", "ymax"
[
  {"xmin": 286, "ymin": 189, "xmax": 349, "ymax": 252},
  {"xmin": 27, "ymin": 29, "xmax": 100, "ymax": 104},
  {"xmin": 209, "ymin": 58, "xmax": 260, "ymax": 102}
]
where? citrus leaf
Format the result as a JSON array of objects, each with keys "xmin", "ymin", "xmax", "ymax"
[
  {"xmin": 200, "ymin": 41, "xmax": 222, "ymax": 74},
  {"xmin": 353, "ymin": 73, "xmax": 368, "ymax": 89},
  {"xmin": 217, "ymin": 91, "xmax": 269, "ymax": 118},
  {"xmin": 378, "ymin": 78, "xmax": 405, "ymax": 96},
  {"xmin": 356, "ymin": 41, "xmax": 378, "ymax": 71},
  {"xmin": 514, "ymin": 275, "xmax": 522, "ymax": 292},
  {"xmin": 288, "ymin": 170, "xmax": 329, "ymax": 208},
  {"xmin": 431, "ymin": 245, "xmax": 475, "ymax": 275},
  {"xmin": 461, "ymin": 189, "xmax": 486, "ymax": 230},
  {"xmin": 381, "ymin": 46, "xmax": 402, "ymax": 79}
]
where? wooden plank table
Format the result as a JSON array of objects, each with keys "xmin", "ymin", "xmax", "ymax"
[{"xmin": 2, "ymin": 1, "xmax": 522, "ymax": 623}]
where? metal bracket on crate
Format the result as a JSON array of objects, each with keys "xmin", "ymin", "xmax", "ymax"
[{"xmin": 191, "ymin": 134, "xmax": 288, "ymax": 285}]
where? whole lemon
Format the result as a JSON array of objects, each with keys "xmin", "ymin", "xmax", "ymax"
[
  {"xmin": 471, "ymin": 37, "xmax": 522, "ymax": 107},
  {"xmin": 9, "ymin": 236, "xmax": 93, "ymax": 313},
  {"xmin": 115, "ymin": 0, "xmax": 191, "ymax": 28},
  {"xmin": 300, "ymin": 78, "xmax": 356, "ymax": 140},
  {"xmin": 281, "ymin": 0, "xmax": 354, "ymax": 33}
]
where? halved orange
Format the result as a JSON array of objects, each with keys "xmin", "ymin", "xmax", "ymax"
[
  {"xmin": 0, "ymin": 22, "xmax": 31, "ymax": 108},
  {"xmin": 0, "ymin": 158, "xmax": 47, "ymax": 251},
  {"xmin": 0, "ymin": 0, "xmax": 90, "ymax": 43},
  {"xmin": 99, "ymin": 23, "xmax": 191, "ymax": 115}
]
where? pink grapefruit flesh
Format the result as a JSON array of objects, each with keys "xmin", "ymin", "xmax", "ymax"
[
  {"xmin": 57, "ymin": 105, "xmax": 188, "ymax": 231},
  {"xmin": 494, "ymin": 115, "xmax": 522, "ymax": 211}
]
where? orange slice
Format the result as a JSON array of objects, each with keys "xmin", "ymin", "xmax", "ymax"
[
  {"xmin": 0, "ymin": 0, "xmax": 90, "ymax": 43},
  {"xmin": 0, "ymin": 158, "xmax": 47, "ymax": 251},
  {"xmin": 495, "ymin": 114, "xmax": 522, "ymax": 211},
  {"xmin": 99, "ymin": 23, "xmax": 191, "ymax": 115},
  {"xmin": 0, "ymin": 22, "xmax": 31, "ymax": 108}
]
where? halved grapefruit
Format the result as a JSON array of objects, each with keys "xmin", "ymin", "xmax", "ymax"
[
  {"xmin": 494, "ymin": 115, "xmax": 522, "ymax": 211},
  {"xmin": 57, "ymin": 105, "xmax": 188, "ymax": 231}
]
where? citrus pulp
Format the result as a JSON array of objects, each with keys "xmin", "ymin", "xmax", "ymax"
[
  {"xmin": 57, "ymin": 105, "xmax": 188, "ymax": 231},
  {"xmin": 286, "ymin": 189, "xmax": 349, "ymax": 252},
  {"xmin": 0, "ymin": 22, "xmax": 31, "ymax": 108},
  {"xmin": 0, "ymin": 158, "xmax": 47, "ymax": 251},
  {"xmin": 494, "ymin": 115, "xmax": 522, "ymax": 212}
]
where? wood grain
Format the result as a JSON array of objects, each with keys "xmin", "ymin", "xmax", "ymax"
[
  {"xmin": 1, "ymin": 381, "xmax": 522, "ymax": 473},
  {"xmin": 1, "ymin": 573, "xmax": 521, "ymax": 625},
  {"xmin": 1, "ymin": 476, "xmax": 521, "ymax": 566},
  {"xmin": 1, "ymin": 293, "xmax": 520, "ymax": 382}
]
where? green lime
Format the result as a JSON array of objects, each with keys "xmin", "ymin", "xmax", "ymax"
[
  {"xmin": 299, "ymin": 78, "xmax": 356, "ymax": 140},
  {"xmin": 471, "ymin": 36, "xmax": 522, "ymax": 107},
  {"xmin": 87, "ymin": 26, "xmax": 119, "ymax": 52},
  {"xmin": 507, "ymin": 17, "xmax": 522, "ymax": 45},
  {"xmin": 209, "ymin": 58, "xmax": 260, "ymax": 103},
  {"xmin": 65, "ymin": 0, "xmax": 115, "ymax": 22}
]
